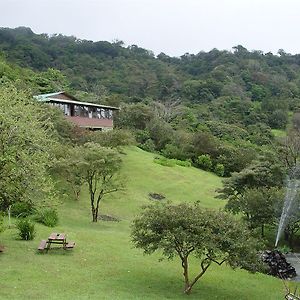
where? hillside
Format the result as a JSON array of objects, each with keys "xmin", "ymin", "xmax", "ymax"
[{"xmin": 0, "ymin": 147, "xmax": 288, "ymax": 300}]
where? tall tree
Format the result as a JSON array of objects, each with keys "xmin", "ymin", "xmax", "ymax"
[
  {"xmin": 0, "ymin": 85, "xmax": 57, "ymax": 217},
  {"xmin": 79, "ymin": 143, "xmax": 123, "ymax": 222}
]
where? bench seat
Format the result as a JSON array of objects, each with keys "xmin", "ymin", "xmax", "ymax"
[
  {"xmin": 38, "ymin": 240, "xmax": 47, "ymax": 251},
  {"xmin": 65, "ymin": 241, "xmax": 75, "ymax": 249}
]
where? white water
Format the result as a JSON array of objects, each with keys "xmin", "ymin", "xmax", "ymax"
[{"xmin": 275, "ymin": 166, "xmax": 300, "ymax": 247}]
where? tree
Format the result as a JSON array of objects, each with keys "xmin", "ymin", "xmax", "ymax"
[
  {"xmin": 51, "ymin": 146, "xmax": 84, "ymax": 201},
  {"xmin": 0, "ymin": 85, "xmax": 57, "ymax": 218},
  {"xmin": 80, "ymin": 143, "xmax": 123, "ymax": 222},
  {"xmin": 131, "ymin": 203, "xmax": 260, "ymax": 295},
  {"xmin": 218, "ymin": 156, "xmax": 284, "ymax": 200},
  {"xmin": 225, "ymin": 187, "xmax": 283, "ymax": 237}
]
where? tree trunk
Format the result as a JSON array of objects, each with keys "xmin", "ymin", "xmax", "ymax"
[
  {"xmin": 182, "ymin": 257, "xmax": 191, "ymax": 294},
  {"xmin": 91, "ymin": 206, "xmax": 98, "ymax": 222}
]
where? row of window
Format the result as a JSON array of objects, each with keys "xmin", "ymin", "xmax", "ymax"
[{"xmin": 51, "ymin": 103, "xmax": 113, "ymax": 119}]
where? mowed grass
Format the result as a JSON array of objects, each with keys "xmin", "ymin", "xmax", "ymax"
[{"xmin": 0, "ymin": 147, "xmax": 294, "ymax": 299}]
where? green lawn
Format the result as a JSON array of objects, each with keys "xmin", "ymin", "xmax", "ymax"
[{"xmin": 0, "ymin": 147, "xmax": 294, "ymax": 299}]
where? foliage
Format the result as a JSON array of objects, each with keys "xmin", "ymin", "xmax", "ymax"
[
  {"xmin": 197, "ymin": 154, "xmax": 213, "ymax": 171},
  {"xmin": 0, "ymin": 213, "xmax": 4, "ymax": 234},
  {"xmin": 218, "ymin": 157, "xmax": 285, "ymax": 200},
  {"xmin": 35, "ymin": 208, "xmax": 58, "ymax": 227},
  {"xmin": 51, "ymin": 145, "xmax": 84, "ymax": 200},
  {"xmin": 79, "ymin": 143, "xmax": 123, "ymax": 222},
  {"xmin": 0, "ymin": 85, "xmax": 57, "ymax": 212},
  {"xmin": 131, "ymin": 203, "xmax": 261, "ymax": 294},
  {"xmin": 16, "ymin": 218, "xmax": 36, "ymax": 240},
  {"xmin": 225, "ymin": 187, "xmax": 283, "ymax": 237},
  {"xmin": 214, "ymin": 163, "xmax": 225, "ymax": 177},
  {"xmin": 153, "ymin": 157, "xmax": 191, "ymax": 168},
  {"xmin": 88, "ymin": 129, "xmax": 135, "ymax": 148},
  {"xmin": 154, "ymin": 157, "xmax": 176, "ymax": 167},
  {"xmin": 10, "ymin": 201, "xmax": 34, "ymax": 218}
]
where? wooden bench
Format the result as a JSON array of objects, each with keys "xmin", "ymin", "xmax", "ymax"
[
  {"xmin": 38, "ymin": 240, "xmax": 48, "ymax": 251},
  {"xmin": 65, "ymin": 241, "xmax": 75, "ymax": 249}
]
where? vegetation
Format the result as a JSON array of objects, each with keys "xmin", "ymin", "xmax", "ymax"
[
  {"xmin": 16, "ymin": 218, "xmax": 36, "ymax": 240},
  {"xmin": 131, "ymin": 203, "xmax": 261, "ymax": 294},
  {"xmin": 0, "ymin": 148, "xmax": 289, "ymax": 299},
  {"xmin": 2, "ymin": 26, "xmax": 300, "ymax": 298}
]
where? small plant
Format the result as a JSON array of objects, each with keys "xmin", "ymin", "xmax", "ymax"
[
  {"xmin": 17, "ymin": 218, "xmax": 35, "ymax": 240},
  {"xmin": 35, "ymin": 208, "xmax": 58, "ymax": 227},
  {"xmin": 214, "ymin": 163, "xmax": 225, "ymax": 177},
  {"xmin": 276, "ymin": 245, "xmax": 292, "ymax": 254}
]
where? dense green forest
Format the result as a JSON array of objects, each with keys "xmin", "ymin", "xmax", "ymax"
[{"xmin": 1, "ymin": 26, "xmax": 299, "ymax": 177}]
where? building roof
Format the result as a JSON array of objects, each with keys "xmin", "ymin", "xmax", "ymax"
[{"xmin": 34, "ymin": 91, "xmax": 119, "ymax": 110}]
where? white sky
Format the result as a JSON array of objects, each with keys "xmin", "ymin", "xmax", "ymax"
[{"xmin": 1, "ymin": 0, "xmax": 300, "ymax": 57}]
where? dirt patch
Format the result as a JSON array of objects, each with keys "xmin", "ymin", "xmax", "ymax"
[
  {"xmin": 98, "ymin": 214, "xmax": 120, "ymax": 222},
  {"xmin": 148, "ymin": 193, "xmax": 166, "ymax": 201},
  {"xmin": 0, "ymin": 245, "xmax": 4, "ymax": 252}
]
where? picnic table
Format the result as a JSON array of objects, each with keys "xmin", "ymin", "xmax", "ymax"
[{"xmin": 38, "ymin": 233, "xmax": 75, "ymax": 252}]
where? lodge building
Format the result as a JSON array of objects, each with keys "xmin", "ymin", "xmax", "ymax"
[{"xmin": 34, "ymin": 91, "xmax": 119, "ymax": 130}]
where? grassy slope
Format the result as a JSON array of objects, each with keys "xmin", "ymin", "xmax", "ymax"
[{"xmin": 0, "ymin": 147, "xmax": 293, "ymax": 299}]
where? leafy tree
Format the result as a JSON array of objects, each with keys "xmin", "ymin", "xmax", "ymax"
[
  {"xmin": 131, "ymin": 203, "xmax": 261, "ymax": 294},
  {"xmin": 79, "ymin": 143, "xmax": 123, "ymax": 222},
  {"xmin": 51, "ymin": 146, "xmax": 84, "ymax": 200},
  {"xmin": 0, "ymin": 85, "xmax": 57, "ymax": 217},
  {"xmin": 225, "ymin": 187, "xmax": 283, "ymax": 237},
  {"xmin": 219, "ymin": 157, "xmax": 284, "ymax": 200}
]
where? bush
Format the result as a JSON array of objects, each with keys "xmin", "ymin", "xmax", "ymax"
[
  {"xmin": 154, "ymin": 157, "xmax": 176, "ymax": 167},
  {"xmin": 197, "ymin": 154, "xmax": 212, "ymax": 171},
  {"xmin": 214, "ymin": 163, "xmax": 225, "ymax": 177},
  {"xmin": 35, "ymin": 208, "xmax": 58, "ymax": 227},
  {"xmin": 154, "ymin": 157, "xmax": 191, "ymax": 168},
  {"xmin": 17, "ymin": 218, "xmax": 35, "ymax": 240},
  {"xmin": 171, "ymin": 159, "xmax": 192, "ymax": 167},
  {"xmin": 140, "ymin": 139, "xmax": 156, "ymax": 152},
  {"xmin": 11, "ymin": 201, "xmax": 34, "ymax": 218}
]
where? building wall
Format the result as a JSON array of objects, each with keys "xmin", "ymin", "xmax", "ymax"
[{"xmin": 65, "ymin": 116, "xmax": 113, "ymax": 129}]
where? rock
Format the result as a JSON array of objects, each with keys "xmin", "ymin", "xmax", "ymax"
[{"xmin": 261, "ymin": 250, "xmax": 297, "ymax": 279}]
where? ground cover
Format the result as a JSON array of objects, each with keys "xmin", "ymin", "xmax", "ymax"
[{"xmin": 0, "ymin": 147, "xmax": 294, "ymax": 299}]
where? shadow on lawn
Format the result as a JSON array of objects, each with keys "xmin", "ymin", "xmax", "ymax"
[{"xmin": 115, "ymin": 269, "xmax": 269, "ymax": 300}]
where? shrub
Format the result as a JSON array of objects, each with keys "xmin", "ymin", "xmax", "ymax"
[
  {"xmin": 154, "ymin": 157, "xmax": 176, "ymax": 167},
  {"xmin": 197, "ymin": 154, "xmax": 212, "ymax": 171},
  {"xmin": 154, "ymin": 157, "xmax": 191, "ymax": 168},
  {"xmin": 140, "ymin": 139, "xmax": 156, "ymax": 152},
  {"xmin": 214, "ymin": 163, "xmax": 225, "ymax": 177},
  {"xmin": 171, "ymin": 159, "xmax": 192, "ymax": 167},
  {"xmin": 17, "ymin": 218, "xmax": 35, "ymax": 240},
  {"xmin": 11, "ymin": 201, "xmax": 34, "ymax": 218},
  {"xmin": 35, "ymin": 208, "xmax": 58, "ymax": 227}
]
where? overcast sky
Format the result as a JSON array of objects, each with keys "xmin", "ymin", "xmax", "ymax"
[{"xmin": 1, "ymin": 0, "xmax": 300, "ymax": 57}]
